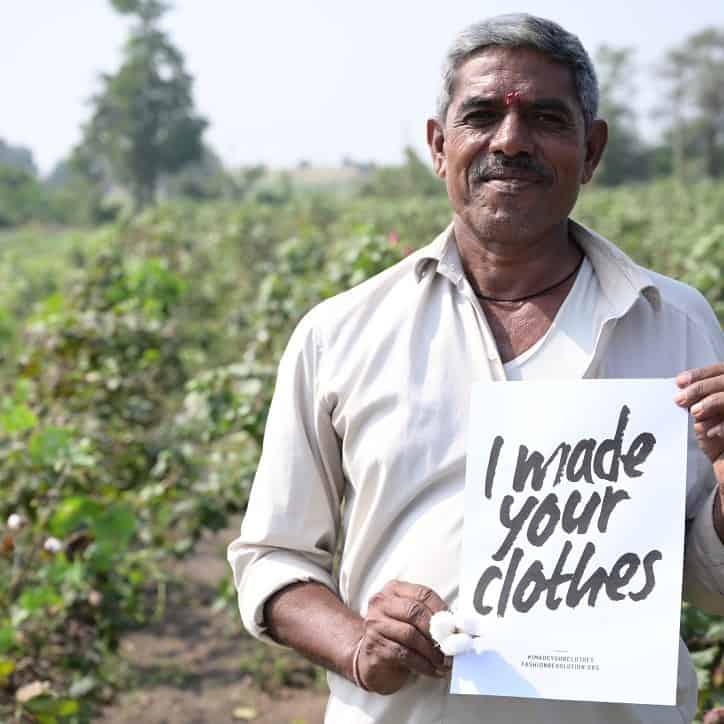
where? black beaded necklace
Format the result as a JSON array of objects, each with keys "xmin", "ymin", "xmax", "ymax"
[{"xmin": 473, "ymin": 252, "xmax": 585, "ymax": 304}]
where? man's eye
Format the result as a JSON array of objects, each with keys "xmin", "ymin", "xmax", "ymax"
[
  {"xmin": 534, "ymin": 112, "xmax": 569, "ymax": 127},
  {"xmin": 465, "ymin": 111, "xmax": 498, "ymax": 126}
]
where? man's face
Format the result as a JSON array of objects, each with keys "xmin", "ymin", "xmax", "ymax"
[{"xmin": 428, "ymin": 46, "xmax": 606, "ymax": 244}]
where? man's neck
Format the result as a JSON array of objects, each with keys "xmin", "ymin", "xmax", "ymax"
[{"xmin": 453, "ymin": 216, "xmax": 579, "ymax": 300}]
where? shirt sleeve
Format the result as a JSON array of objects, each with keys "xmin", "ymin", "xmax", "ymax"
[
  {"xmin": 227, "ymin": 308, "xmax": 345, "ymax": 643},
  {"xmin": 681, "ymin": 297, "xmax": 724, "ymax": 614}
]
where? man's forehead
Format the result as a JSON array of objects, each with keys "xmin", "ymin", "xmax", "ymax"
[{"xmin": 452, "ymin": 46, "xmax": 577, "ymax": 105}]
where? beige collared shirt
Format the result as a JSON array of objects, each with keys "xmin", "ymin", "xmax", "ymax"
[{"xmin": 228, "ymin": 220, "xmax": 724, "ymax": 724}]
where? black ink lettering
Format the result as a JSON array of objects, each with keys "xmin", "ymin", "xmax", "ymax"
[
  {"xmin": 566, "ymin": 542, "xmax": 607, "ymax": 607},
  {"xmin": 527, "ymin": 493, "xmax": 560, "ymax": 547},
  {"xmin": 546, "ymin": 540, "xmax": 574, "ymax": 610},
  {"xmin": 473, "ymin": 565, "xmax": 502, "ymax": 615},
  {"xmin": 512, "ymin": 560, "xmax": 546, "ymax": 613},
  {"xmin": 629, "ymin": 549, "xmax": 662, "ymax": 601},
  {"xmin": 497, "ymin": 546, "xmax": 524, "ymax": 617},
  {"xmin": 512, "ymin": 443, "xmax": 569, "ymax": 492},
  {"xmin": 597, "ymin": 486, "xmax": 631, "ymax": 533},
  {"xmin": 493, "ymin": 494, "xmax": 538, "ymax": 562},
  {"xmin": 484, "ymin": 436, "xmax": 504, "ymax": 500},
  {"xmin": 593, "ymin": 405, "xmax": 630, "ymax": 481},
  {"xmin": 561, "ymin": 490, "xmax": 601, "ymax": 535},
  {"xmin": 622, "ymin": 433, "xmax": 657, "ymax": 478},
  {"xmin": 604, "ymin": 552, "xmax": 640, "ymax": 601},
  {"xmin": 550, "ymin": 442, "xmax": 572, "ymax": 486},
  {"xmin": 566, "ymin": 438, "xmax": 596, "ymax": 483}
]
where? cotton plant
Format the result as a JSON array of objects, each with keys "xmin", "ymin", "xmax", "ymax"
[{"xmin": 429, "ymin": 609, "xmax": 487, "ymax": 656}]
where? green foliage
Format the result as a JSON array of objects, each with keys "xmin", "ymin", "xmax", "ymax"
[
  {"xmin": 0, "ymin": 165, "xmax": 49, "ymax": 228},
  {"xmin": 81, "ymin": 2, "xmax": 206, "ymax": 208},
  {"xmin": 360, "ymin": 146, "xmax": 445, "ymax": 199}
]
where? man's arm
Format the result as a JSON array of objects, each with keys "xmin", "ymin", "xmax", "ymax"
[
  {"xmin": 228, "ymin": 310, "xmax": 450, "ymax": 693},
  {"xmin": 264, "ymin": 580, "xmax": 451, "ymax": 695}
]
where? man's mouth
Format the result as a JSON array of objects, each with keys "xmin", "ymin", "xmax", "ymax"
[
  {"xmin": 481, "ymin": 168, "xmax": 543, "ymax": 183},
  {"xmin": 469, "ymin": 156, "xmax": 551, "ymax": 189}
]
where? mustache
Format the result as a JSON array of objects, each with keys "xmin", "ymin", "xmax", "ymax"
[{"xmin": 469, "ymin": 154, "xmax": 551, "ymax": 184}]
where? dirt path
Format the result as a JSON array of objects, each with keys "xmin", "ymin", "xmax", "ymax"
[{"xmin": 98, "ymin": 524, "xmax": 328, "ymax": 724}]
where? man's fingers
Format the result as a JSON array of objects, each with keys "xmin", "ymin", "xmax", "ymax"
[
  {"xmin": 676, "ymin": 364, "xmax": 724, "ymax": 389},
  {"xmin": 372, "ymin": 605, "xmax": 446, "ymax": 667},
  {"xmin": 382, "ymin": 580, "xmax": 449, "ymax": 615},
  {"xmin": 694, "ymin": 419, "xmax": 724, "ymax": 440},
  {"xmin": 371, "ymin": 592, "xmax": 433, "ymax": 631},
  {"xmin": 363, "ymin": 620, "xmax": 448, "ymax": 678},
  {"xmin": 676, "ymin": 376, "xmax": 723, "ymax": 406},
  {"xmin": 689, "ymin": 391, "xmax": 724, "ymax": 422},
  {"xmin": 675, "ymin": 374, "xmax": 724, "ymax": 408}
]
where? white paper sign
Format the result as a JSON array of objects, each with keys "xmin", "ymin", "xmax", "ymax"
[{"xmin": 451, "ymin": 380, "xmax": 688, "ymax": 706}]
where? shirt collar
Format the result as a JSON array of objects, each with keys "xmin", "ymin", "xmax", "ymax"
[{"xmin": 413, "ymin": 218, "xmax": 661, "ymax": 317}]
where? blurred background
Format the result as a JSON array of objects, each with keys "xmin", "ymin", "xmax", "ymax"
[{"xmin": 0, "ymin": 2, "xmax": 723, "ymax": 723}]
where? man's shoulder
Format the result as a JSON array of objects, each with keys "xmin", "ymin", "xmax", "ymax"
[{"xmin": 642, "ymin": 266, "xmax": 721, "ymax": 338}]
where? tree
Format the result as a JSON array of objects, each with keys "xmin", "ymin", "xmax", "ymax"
[
  {"xmin": 0, "ymin": 139, "xmax": 37, "ymax": 176},
  {"xmin": 659, "ymin": 28, "xmax": 724, "ymax": 179},
  {"xmin": 81, "ymin": 0, "xmax": 207, "ymax": 208},
  {"xmin": 593, "ymin": 46, "xmax": 649, "ymax": 185}
]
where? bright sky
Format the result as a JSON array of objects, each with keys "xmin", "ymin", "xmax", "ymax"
[{"xmin": 2, "ymin": 1, "xmax": 722, "ymax": 175}]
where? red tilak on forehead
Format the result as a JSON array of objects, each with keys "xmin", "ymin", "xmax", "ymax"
[{"xmin": 504, "ymin": 90, "xmax": 522, "ymax": 106}]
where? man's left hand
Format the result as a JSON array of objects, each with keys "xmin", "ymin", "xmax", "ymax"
[{"xmin": 675, "ymin": 363, "xmax": 724, "ymax": 483}]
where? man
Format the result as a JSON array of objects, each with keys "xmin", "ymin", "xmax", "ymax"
[{"xmin": 228, "ymin": 13, "xmax": 724, "ymax": 724}]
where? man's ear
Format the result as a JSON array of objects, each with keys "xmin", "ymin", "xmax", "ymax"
[
  {"xmin": 581, "ymin": 118, "xmax": 608, "ymax": 184},
  {"xmin": 427, "ymin": 117, "xmax": 447, "ymax": 179}
]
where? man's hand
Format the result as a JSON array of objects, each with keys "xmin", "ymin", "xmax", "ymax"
[
  {"xmin": 675, "ymin": 364, "xmax": 724, "ymax": 541},
  {"xmin": 675, "ymin": 363, "xmax": 724, "ymax": 478},
  {"xmin": 356, "ymin": 580, "xmax": 451, "ymax": 695}
]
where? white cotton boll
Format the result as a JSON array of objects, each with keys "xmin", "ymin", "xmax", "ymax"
[
  {"xmin": 454, "ymin": 610, "xmax": 486, "ymax": 638},
  {"xmin": 440, "ymin": 632, "xmax": 474, "ymax": 656},
  {"xmin": 429, "ymin": 610, "xmax": 457, "ymax": 645},
  {"xmin": 7, "ymin": 514, "xmax": 26, "ymax": 531},
  {"xmin": 43, "ymin": 537, "xmax": 63, "ymax": 554}
]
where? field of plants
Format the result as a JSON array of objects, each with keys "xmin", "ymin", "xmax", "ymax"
[{"xmin": 0, "ymin": 178, "xmax": 723, "ymax": 722}]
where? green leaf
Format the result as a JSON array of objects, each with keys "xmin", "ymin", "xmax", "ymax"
[
  {"xmin": 692, "ymin": 646, "xmax": 719, "ymax": 668},
  {"xmin": 28, "ymin": 426, "xmax": 72, "ymax": 465},
  {"xmin": 19, "ymin": 585, "xmax": 63, "ymax": 613},
  {"xmin": 0, "ymin": 625, "xmax": 16, "ymax": 654},
  {"xmin": 92, "ymin": 503, "xmax": 137, "ymax": 548},
  {"xmin": 706, "ymin": 621, "xmax": 724, "ymax": 641},
  {"xmin": 56, "ymin": 699, "xmax": 80, "ymax": 716},
  {"xmin": 0, "ymin": 657, "xmax": 15, "ymax": 683},
  {"xmin": 0, "ymin": 401, "xmax": 38, "ymax": 433},
  {"xmin": 49, "ymin": 496, "xmax": 101, "ymax": 537}
]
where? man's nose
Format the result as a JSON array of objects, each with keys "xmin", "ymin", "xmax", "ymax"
[{"xmin": 488, "ymin": 110, "xmax": 534, "ymax": 158}]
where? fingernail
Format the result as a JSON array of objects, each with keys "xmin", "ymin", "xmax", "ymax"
[
  {"xmin": 707, "ymin": 427, "xmax": 724, "ymax": 439},
  {"xmin": 677, "ymin": 372, "xmax": 692, "ymax": 386},
  {"xmin": 673, "ymin": 391, "xmax": 686, "ymax": 404},
  {"xmin": 691, "ymin": 403, "xmax": 703, "ymax": 416}
]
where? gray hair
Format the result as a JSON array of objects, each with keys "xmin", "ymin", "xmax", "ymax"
[{"xmin": 437, "ymin": 14, "xmax": 599, "ymax": 130}]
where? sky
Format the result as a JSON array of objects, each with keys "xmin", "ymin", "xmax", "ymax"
[{"xmin": 1, "ymin": 1, "xmax": 723, "ymax": 176}]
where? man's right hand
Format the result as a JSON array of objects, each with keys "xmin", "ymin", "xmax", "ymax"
[{"xmin": 356, "ymin": 580, "xmax": 451, "ymax": 695}]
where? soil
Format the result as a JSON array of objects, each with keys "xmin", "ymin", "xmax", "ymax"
[{"xmin": 97, "ymin": 522, "xmax": 328, "ymax": 724}]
